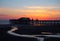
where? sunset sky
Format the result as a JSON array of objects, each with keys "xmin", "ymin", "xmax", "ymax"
[{"xmin": 0, "ymin": 0, "xmax": 60, "ymax": 20}]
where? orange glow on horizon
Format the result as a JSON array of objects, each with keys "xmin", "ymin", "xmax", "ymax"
[{"xmin": 0, "ymin": 8, "xmax": 60, "ymax": 20}]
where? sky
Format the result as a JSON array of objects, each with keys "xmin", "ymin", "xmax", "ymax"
[{"xmin": 0, "ymin": 0, "xmax": 60, "ymax": 20}]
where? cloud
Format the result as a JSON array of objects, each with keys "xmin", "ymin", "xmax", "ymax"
[
  {"xmin": 0, "ymin": 8, "xmax": 48, "ymax": 13},
  {"xmin": 25, "ymin": 6, "xmax": 60, "ymax": 9},
  {"xmin": 0, "ymin": 13, "xmax": 8, "ymax": 16},
  {"xmin": 0, "ymin": 8, "xmax": 60, "ymax": 20}
]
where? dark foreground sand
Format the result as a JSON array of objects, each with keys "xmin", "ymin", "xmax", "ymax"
[{"xmin": 0, "ymin": 24, "xmax": 60, "ymax": 41}]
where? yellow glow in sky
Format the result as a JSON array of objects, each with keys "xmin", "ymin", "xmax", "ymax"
[{"xmin": 0, "ymin": 8, "xmax": 60, "ymax": 20}]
